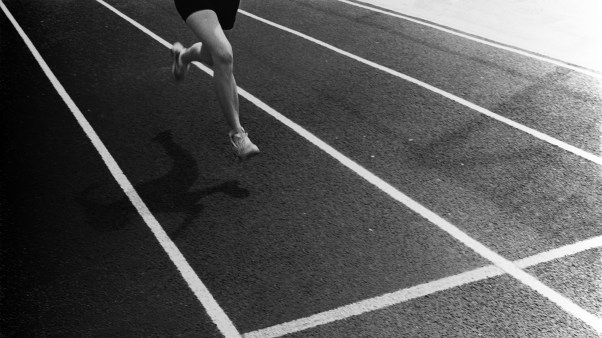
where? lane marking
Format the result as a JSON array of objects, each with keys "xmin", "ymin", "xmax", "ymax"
[
  {"xmin": 336, "ymin": 0, "xmax": 602, "ymax": 79},
  {"xmin": 515, "ymin": 235, "xmax": 602, "ymax": 268},
  {"xmin": 245, "ymin": 235, "xmax": 602, "ymax": 337},
  {"xmin": 238, "ymin": 9, "xmax": 602, "ymax": 166},
  {"xmin": 245, "ymin": 267, "xmax": 502, "ymax": 338},
  {"xmin": 0, "ymin": 3, "xmax": 241, "ymax": 338},
  {"xmin": 90, "ymin": 1, "xmax": 602, "ymax": 334}
]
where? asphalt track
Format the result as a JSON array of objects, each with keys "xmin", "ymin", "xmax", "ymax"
[{"xmin": 1, "ymin": 0, "xmax": 601, "ymax": 337}]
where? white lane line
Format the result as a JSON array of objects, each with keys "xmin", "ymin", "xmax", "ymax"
[
  {"xmin": 336, "ymin": 0, "xmax": 602, "ymax": 79},
  {"xmin": 245, "ymin": 235, "xmax": 602, "ymax": 337},
  {"xmin": 95, "ymin": 0, "xmax": 171, "ymax": 48},
  {"xmin": 0, "ymin": 3, "xmax": 241, "ymax": 338},
  {"xmin": 91, "ymin": 1, "xmax": 602, "ymax": 334},
  {"xmin": 238, "ymin": 9, "xmax": 602, "ymax": 166},
  {"xmin": 245, "ymin": 267, "xmax": 502, "ymax": 338},
  {"xmin": 516, "ymin": 235, "xmax": 602, "ymax": 268}
]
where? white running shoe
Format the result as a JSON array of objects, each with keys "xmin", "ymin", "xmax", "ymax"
[
  {"xmin": 229, "ymin": 129, "xmax": 260, "ymax": 160},
  {"xmin": 171, "ymin": 42, "xmax": 189, "ymax": 82}
]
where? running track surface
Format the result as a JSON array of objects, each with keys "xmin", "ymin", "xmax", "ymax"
[{"xmin": 1, "ymin": 0, "xmax": 601, "ymax": 337}]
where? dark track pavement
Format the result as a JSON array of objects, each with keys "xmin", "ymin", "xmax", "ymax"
[{"xmin": 1, "ymin": 0, "xmax": 601, "ymax": 337}]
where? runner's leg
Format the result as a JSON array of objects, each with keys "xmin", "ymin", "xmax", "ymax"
[{"xmin": 179, "ymin": 10, "xmax": 242, "ymax": 134}]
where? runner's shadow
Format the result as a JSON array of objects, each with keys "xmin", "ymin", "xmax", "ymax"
[{"xmin": 77, "ymin": 130, "xmax": 249, "ymax": 233}]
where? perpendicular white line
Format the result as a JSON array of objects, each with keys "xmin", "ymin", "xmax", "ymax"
[
  {"xmin": 244, "ymin": 266, "xmax": 504, "ymax": 338},
  {"xmin": 245, "ymin": 235, "xmax": 602, "ymax": 338},
  {"xmin": 336, "ymin": 0, "xmax": 602, "ymax": 79},
  {"xmin": 238, "ymin": 9, "xmax": 602, "ymax": 166},
  {"xmin": 90, "ymin": 1, "xmax": 602, "ymax": 334},
  {"xmin": 515, "ymin": 235, "xmax": 602, "ymax": 268},
  {"xmin": 0, "ymin": 3, "xmax": 241, "ymax": 338}
]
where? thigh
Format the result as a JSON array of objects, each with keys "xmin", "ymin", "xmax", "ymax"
[{"xmin": 185, "ymin": 10, "xmax": 232, "ymax": 58}]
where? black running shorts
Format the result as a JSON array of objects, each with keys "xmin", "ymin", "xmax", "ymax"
[{"xmin": 174, "ymin": 0, "xmax": 241, "ymax": 30}]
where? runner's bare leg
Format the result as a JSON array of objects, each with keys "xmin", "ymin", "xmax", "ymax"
[{"xmin": 179, "ymin": 10, "xmax": 242, "ymax": 135}]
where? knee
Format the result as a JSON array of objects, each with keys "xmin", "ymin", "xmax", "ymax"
[{"xmin": 211, "ymin": 46, "xmax": 234, "ymax": 68}]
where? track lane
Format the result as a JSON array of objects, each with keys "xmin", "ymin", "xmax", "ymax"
[
  {"xmin": 0, "ymin": 9, "xmax": 223, "ymax": 337},
  {"xmin": 102, "ymin": 0, "xmax": 602, "ymax": 262},
  {"xmin": 240, "ymin": 0, "xmax": 602, "ymax": 157},
  {"xmin": 226, "ymin": 13, "xmax": 602, "ymax": 259},
  {"xmin": 3, "ymin": 0, "xmax": 492, "ymax": 333},
  {"xmin": 237, "ymin": 8, "xmax": 601, "ymax": 167},
  {"xmin": 2, "ymin": 0, "xmax": 596, "ymax": 336},
  {"xmin": 97, "ymin": 0, "xmax": 600, "ymax": 332},
  {"xmin": 90, "ymin": 0, "xmax": 602, "ymax": 332}
]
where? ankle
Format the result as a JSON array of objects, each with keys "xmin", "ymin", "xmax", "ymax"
[{"xmin": 229, "ymin": 126, "xmax": 245, "ymax": 136}]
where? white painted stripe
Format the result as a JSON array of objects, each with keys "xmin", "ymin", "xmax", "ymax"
[
  {"xmin": 245, "ymin": 236, "xmax": 602, "ymax": 337},
  {"xmin": 0, "ymin": 3, "xmax": 241, "ymax": 337},
  {"xmin": 244, "ymin": 266, "xmax": 504, "ymax": 338},
  {"xmin": 336, "ymin": 0, "xmax": 602, "ymax": 79},
  {"xmin": 238, "ymin": 9, "xmax": 602, "ymax": 166},
  {"xmin": 87, "ymin": 1, "xmax": 602, "ymax": 334},
  {"xmin": 95, "ymin": 0, "xmax": 171, "ymax": 48},
  {"xmin": 515, "ymin": 235, "xmax": 602, "ymax": 268}
]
